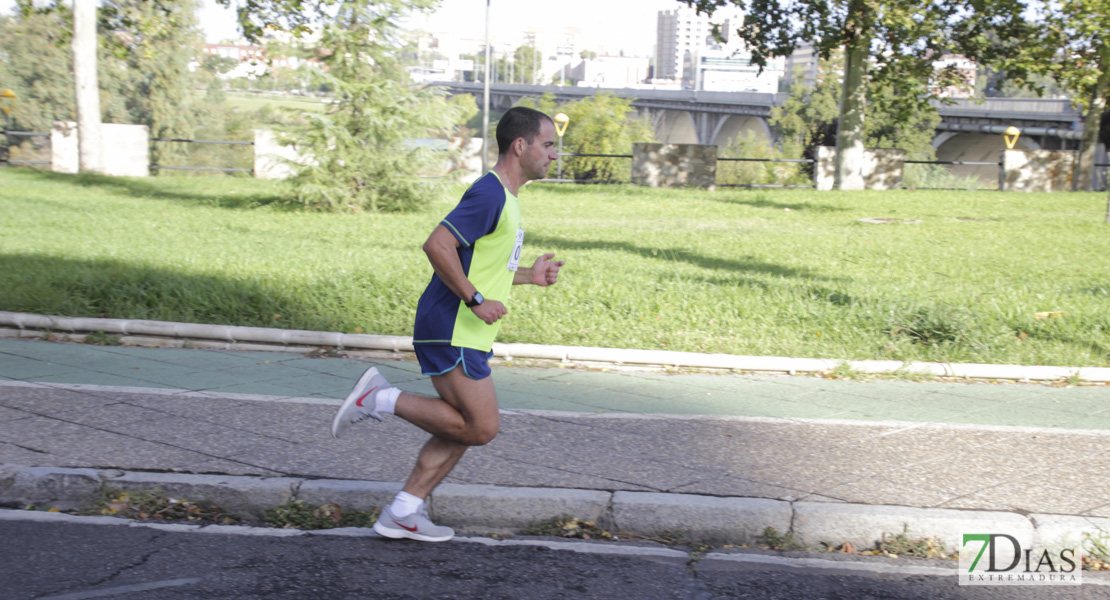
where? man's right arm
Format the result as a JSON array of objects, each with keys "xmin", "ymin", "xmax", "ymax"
[{"xmin": 422, "ymin": 225, "xmax": 506, "ymax": 325}]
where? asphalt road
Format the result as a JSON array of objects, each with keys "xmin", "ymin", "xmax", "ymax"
[{"xmin": 4, "ymin": 515, "xmax": 1107, "ymax": 600}]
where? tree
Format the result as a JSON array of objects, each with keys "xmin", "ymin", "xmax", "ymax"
[
  {"xmin": 213, "ymin": 0, "xmax": 341, "ymax": 42},
  {"xmin": 1045, "ymin": 0, "xmax": 1109, "ymax": 191},
  {"xmin": 100, "ymin": 0, "xmax": 206, "ymax": 168},
  {"xmin": 0, "ymin": 8, "xmax": 77, "ymax": 135},
  {"xmin": 518, "ymin": 92, "xmax": 654, "ymax": 181},
  {"xmin": 72, "ymin": 0, "xmax": 103, "ymax": 173},
  {"xmin": 281, "ymin": 0, "xmax": 464, "ymax": 211},
  {"xmin": 513, "ymin": 45, "xmax": 541, "ymax": 85},
  {"xmin": 680, "ymin": 0, "xmax": 1035, "ymax": 189},
  {"xmin": 770, "ymin": 62, "xmax": 840, "ymax": 162},
  {"xmin": 768, "ymin": 54, "xmax": 940, "ymax": 186}
]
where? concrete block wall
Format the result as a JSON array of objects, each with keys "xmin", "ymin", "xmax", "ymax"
[
  {"xmin": 51, "ymin": 121, "xmax": 150, "ymax": 177},
  {"xmin": 1000, "ymin": 149, "xmax": 1075, "ymax": 192},
  {"xmin": 815, "ymin": 146, "xmax": 905, "ymax": 191},
  {"xmin": 39, "ymin": 127, "xmax": 1090, "ymax": 193},
  {"xmin": 631, "ymin": 143, "xmax": 716, "ymax": 189},
  {"xmin": 253, "ymin": 128, "xmax": 307, "ymax": 180}
]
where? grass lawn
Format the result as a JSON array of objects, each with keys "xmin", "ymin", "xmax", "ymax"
[{"xmin": 1, "ymin": 168, "xmax": 1108, "ymax": 367}]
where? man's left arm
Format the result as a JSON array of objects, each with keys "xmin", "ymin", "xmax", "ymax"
[{"xmin": 514, "ymin": 253, "xmax": 564, "ymax": 287}]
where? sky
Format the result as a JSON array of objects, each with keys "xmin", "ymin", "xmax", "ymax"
[
  {"xmin": 402, "ymin": 0, "xmax": 690, "ymax": 56},
  {"xmin": 0, "ymin": 0, "xmax": 696, "ymax": 56},
  {"xmin": 198, "ymin": 0, "xmax": 692, "ymax": 56}
]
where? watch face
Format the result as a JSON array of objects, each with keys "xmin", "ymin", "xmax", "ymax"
[{"xmin": 473, "ymin": 292, "xmax": 484, "ymax": 305}]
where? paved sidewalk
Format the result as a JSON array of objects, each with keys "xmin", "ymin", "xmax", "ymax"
[{"xmin": 1, "ymin": 333, "xmax": 1109, "ymax": 550}]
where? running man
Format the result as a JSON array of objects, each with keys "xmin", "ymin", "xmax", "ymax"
[{"xmin": 331, "ymin": 106, "xmax": 564, "ymax": 542}]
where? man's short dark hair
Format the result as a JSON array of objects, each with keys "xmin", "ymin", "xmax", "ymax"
[{"xmin": 496, "ymin": 106, "xmax": 553, "ymax": 156}]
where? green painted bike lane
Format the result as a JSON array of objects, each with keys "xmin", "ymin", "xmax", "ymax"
[{"xmin": 1, "ymin": 337, "xmax": 1108, "ymax": 431}]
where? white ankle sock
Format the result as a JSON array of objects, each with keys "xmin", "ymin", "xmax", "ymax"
[
  {"xmin": 375, "ymin": 387, "xmax": 401, "ymax": 415},
  {"xmin": 390, "ymin": 491, "xmax": 424, "ymax": 518}
]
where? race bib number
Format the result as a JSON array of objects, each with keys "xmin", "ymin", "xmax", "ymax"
[{"xmin": 507, "ymin": 229, "xmax": 524, "ymax": 271}]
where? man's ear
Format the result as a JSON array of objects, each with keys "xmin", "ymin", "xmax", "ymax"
[{"xmin": 515, "ymin": 138, "xmax": 525, "ymax": 155}]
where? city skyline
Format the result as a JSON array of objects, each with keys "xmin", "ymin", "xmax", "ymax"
[
  {"xmin": 0, "ymin": 1, "xmax": 716, "ymax": 59},
  {"xmin": 193, "ymin": 0, "xmax": 697, "ymax": 57},
  {"xmin": 404, "ymin": 0, "xmax": 690, "ymax": 57}
]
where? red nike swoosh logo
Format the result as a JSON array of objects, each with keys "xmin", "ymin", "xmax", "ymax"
[
  {"xmin": 355, "ymin": 386, "xmax": 379, "ymax": 408},
  {"xmin": 393, "ymin": 520, "xmax": 418, "ymax": 532}
]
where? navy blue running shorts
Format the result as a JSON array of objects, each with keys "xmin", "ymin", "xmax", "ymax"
[{"xmin": 414, "ymin": 345, "xmax": 494, "ymax": 380}]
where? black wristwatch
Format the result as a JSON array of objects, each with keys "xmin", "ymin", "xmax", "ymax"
[{"xmin": 465, "ymin": 291, "xmax": 484, "ymax": 308}]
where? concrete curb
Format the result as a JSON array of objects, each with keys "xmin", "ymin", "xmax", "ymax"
[
  {"xmin": 3, "ymin": 464, "xmax": 1107, "ymax": 551},
  {"xmin": 3, "ymin": 311, "xmax": 1109, "ymax": 383}
]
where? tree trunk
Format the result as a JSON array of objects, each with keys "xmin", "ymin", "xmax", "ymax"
[
  {"xmin": 1074, "ymin": 46, "xmax": 1109, "ymax": 192},
  {"xmin": 835, "ymin": 0, "xmax": 869, "ymax": 190},
  {"xmin": 72, "ymin": 0, "xmax": 103, "ymax": 174}
]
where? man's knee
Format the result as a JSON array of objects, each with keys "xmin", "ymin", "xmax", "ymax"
[{"xmin": 464, "ymin": 421, "xmax": 499, "ymax": 446}]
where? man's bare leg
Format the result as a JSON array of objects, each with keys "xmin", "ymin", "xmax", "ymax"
[
  {"xmin": 394, "ymin": 367, "xmax": 500, "ymax": 498},
  {"xmin": 334, "ymin": 364, "xmax": 499, "ymax": 541}
]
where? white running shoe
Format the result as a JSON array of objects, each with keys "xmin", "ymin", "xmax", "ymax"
[
  {"xmin": 330, "ymin": 366, "xmax": 388, "ymax": 439},
  {"xmin": 373, "ymin": 505, "xmax": 455, "ymax": 542}
]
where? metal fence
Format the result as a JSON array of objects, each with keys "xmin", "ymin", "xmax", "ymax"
[
  {"xmin": 902, "ymin": 159, "xmax": 1003, "ymax": 191},
  {"xmin": 716, "ymin": 157, "xmax": 816, "ymax": 189},
  {"xmin": 149, "ymin": 137, "xmax": 254, "ymax": 174},
  {"xmin": 544, "ymin": 152, "xmax": 633, "ymax": 184},
  {"xmin": 0, "ymin": 131, "xmax": 254, "ymax": 174},
  {"xmin": 5, "ymin": 132, "xmax": 1108, "ymax": 191},
  {"xmin": 2, "ymin": 131, "xmax": 51, "ymax": 167}
]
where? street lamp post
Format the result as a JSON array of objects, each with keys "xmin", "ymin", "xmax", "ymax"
[
  {"xmin": 481, "ymin": 0, "xmax": 491, "ymax": 173},
  {"xmin": 1, "ymin": 89, "xmax": 16, "ymax": 165},
  {"xmin": 553, "ymin": 112, "xmax": 569, "ymax": 180}
]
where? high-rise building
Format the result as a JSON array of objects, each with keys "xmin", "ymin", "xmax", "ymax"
[{"xmin": 654, "ymin": 6, "xmax": 742, "ymax": 84}]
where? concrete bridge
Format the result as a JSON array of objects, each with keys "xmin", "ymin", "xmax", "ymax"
[{"xmin": 436, "ymin": 81, "xmax": 1089, "ymax": 182}]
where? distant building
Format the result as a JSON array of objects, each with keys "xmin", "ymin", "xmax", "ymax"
[
  {"xmin": 680, "ymin": 30, "xmax": 784, "ymax": 93},
  {"xmin": 933, "ymin": 54, "xmax": 978, "ymax": 98},
  {"xmin": 203, "ymin": 38, "xmax": 322, "ymax": 81},
  {"xmin": 782, "ymin": 45, "xmax": 819, "ymax": 90},
  {"xmin": 654, "ymin": 6, "xmax": 743, "ymax": 85},
  {"xmin": 570, "ymin": 55, "xmax": 650, "ymax": 87},
  {"xmin": 657, "ymin": 7, "xmax": 782, "ymax": 93}
]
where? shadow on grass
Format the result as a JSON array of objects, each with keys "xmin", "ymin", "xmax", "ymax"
[
  {"xmin": 712, "ymin": 192, "xmax": 846, "ymax": 213},
  {"xmin": 0, "ymin": 253, "xmax": 345, "ymax": 333},
  {"xmin": 527, "ymin": 234, "xmax": 839, "ymax": 282},
  {"xmin": 16, "ymin": 169, "xmax": 293, "ymax": 211}
]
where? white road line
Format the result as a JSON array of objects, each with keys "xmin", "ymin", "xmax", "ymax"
[{"xmin": 36, "ymin": 578, "xmax": 203, "ymax": 600}]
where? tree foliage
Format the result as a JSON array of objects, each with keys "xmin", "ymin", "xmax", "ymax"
[
  {"xmin": 281, "ymin": 0, "xmax": 465, "ymax": 211},
  {"xmin": 516, "ymin": 91, "xmax": 655, "ymax": 182},
  {"xmin": 771, "ymin": 55, "xmax": 939, "ymax": 162},
  {"xmin": 770, "ymin": 63, "xmax": 840, "ymax": 160},
  {"xmin": 0, "ymin": 7, "xmax": 76, "ymax": 134},
  {"xmin": 1043, "ymin": 0, "xmax": 1109, "ymax": 190},
  {"xmin": 680, "ymin": 0, "xmax": 1036, "ymax": 188},
  {"xmin": 0, "ymin": 1, "xmax": 209, "ymax": 158},
  {"xmin": 100, "ymin": 0, "xmax": 205, "ymax": 166}
]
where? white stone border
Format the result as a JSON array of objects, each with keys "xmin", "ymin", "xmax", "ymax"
[
  {"xmin": 2, "ymin": 464, "xmax": 1107, "ymax": 552},
  {"xmin": 2, "ymin": 311, "xmax": 1109, "ymax": 382}
]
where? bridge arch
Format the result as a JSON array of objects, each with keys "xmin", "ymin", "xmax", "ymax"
[
  {"xmin": 711, "ymin": 115, "xmax": 772, "ymax": 148},
  {"xmin": 934, "ymin": 132, "xmax": 1039, "ymax": 185},
  {"xmin": 654, "ymin": 109, "xmax": 699, "ymax": 144}
]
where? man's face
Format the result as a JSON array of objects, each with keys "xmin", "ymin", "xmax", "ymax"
[{"xmin": 521, "ymin": 119, "xmax": 559, "ymax": 182}]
